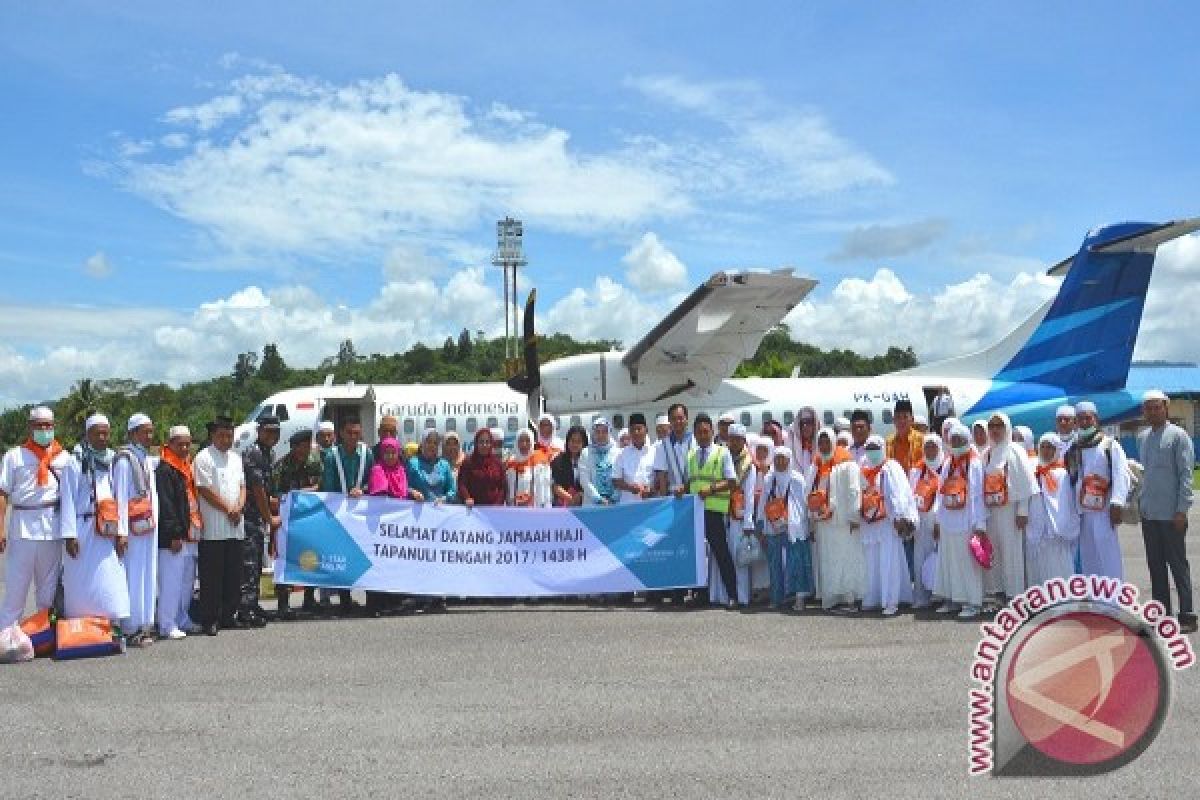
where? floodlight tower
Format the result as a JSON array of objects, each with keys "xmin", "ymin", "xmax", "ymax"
[{"xmin": 492, "ymin": 216, "xmax": 527, "ymax": 379}]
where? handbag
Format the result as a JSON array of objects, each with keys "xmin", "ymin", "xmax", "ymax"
[{"xmin": 735, "ymin": 532, "xmax": 764, "ymax": 568}]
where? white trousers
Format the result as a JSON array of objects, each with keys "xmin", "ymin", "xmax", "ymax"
[
  {"xmin": 157, "ymin": 546, "xmax": 195, "ymax": 635},
  {"xmin": 124, "ymin": 533, "xmax": 158, "ymax": 631},
  {"xmin": 1, "ymin": 537, "xmax": 62, "ymax": 628},
  {"xmin": 1079, "ymin": 512, "xmax": 1123, "ymax": 581},
  {"xmin": 911, "ymin": 512, "xmax": 938, "ymax": 608},
  {"xmin": 862, "ymin": 522, "xmax": 913, "ymax": 610}
]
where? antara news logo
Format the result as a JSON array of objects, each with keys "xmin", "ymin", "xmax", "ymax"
[{"xmin": 967, "ymin": 575, "xmax": 1194, "ymax": 776}]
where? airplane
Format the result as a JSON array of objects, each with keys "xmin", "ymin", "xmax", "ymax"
[{"xmin": 235, "ymin": 216, "xmax": 1200, "ymax": 459}]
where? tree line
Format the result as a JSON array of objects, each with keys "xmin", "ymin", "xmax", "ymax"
[{"xmin": 0, "ymin": 327, "xmax": 917, "ymax": 450}]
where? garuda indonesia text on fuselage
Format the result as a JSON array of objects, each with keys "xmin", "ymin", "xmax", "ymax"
[{"xmin": 236, "ymin": 217, "xmax": 1199, "ymax": 456}]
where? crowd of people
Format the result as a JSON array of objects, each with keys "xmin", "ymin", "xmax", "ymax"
[{"xmin": 0, "ymin": 389, "xmax": 1194, "ymax": 654}]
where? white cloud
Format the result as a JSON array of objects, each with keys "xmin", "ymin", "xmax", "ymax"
[
  {"xmin": 113, "ymin": 66, "xmax": 891, "ymax": 261},
  {"xmin": 82, "ymin": 251, "xmax": 114, "ymax": 278},
  {"xmin": 122, "ymin": 71, "xmax": 689, "ymax": 255},
  {"xmin": 622, "ymin": 232, "xmax": 687, "ymax": 293},
  {"xmin": 542, "ymin": 276, "xmax": 673, "ymax": 345},
  {"xmin": 1135, "ymin": 233, "xmax": 1200, "ymax": 362},
  {"xmin": 626, "ymin": 74, "xmax": 893, "ymax": 198}
]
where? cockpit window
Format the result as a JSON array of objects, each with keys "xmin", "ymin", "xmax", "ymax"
[{"xmin": 274, "ymin": 404, "xmax": 290, "ymax": 422}]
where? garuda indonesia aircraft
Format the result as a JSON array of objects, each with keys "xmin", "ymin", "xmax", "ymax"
[{"xmin": 236, "ymin": 217, "xmax": 1199, "ymax": 455}]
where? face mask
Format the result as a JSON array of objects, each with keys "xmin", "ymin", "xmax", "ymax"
[
  {"xmin": 950, "ymin": 443, "xmax": 971, "ymax": 457},
  {"xmin": 864, "ymin": 449, "xmax": 885, "ymax": 467},
  {"xmin": 32, "ymin": 429, "xmax": 54, "ymax": 447},
  {"xmin": 1078, "ymin": 425, "xmax": 1097, "ymax": 438}
]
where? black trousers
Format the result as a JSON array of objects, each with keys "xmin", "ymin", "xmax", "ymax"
[
  {"xmin": 704, "ymin": 510, "xmax": 739, "ymax": 602},
  {"xmin": 1141, "ymin": 519, "xmax": 1194, "ymax": 618},
  {"xmin": 199, "ymin": 539, "xmax": 243, "ymax": 626},
  {"xmin": 240, "ymin": 521, "xmax": 266, "ymax": 611}
]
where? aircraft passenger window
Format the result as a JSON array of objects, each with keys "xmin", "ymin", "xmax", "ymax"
[
  {"xmin": 466, "ymin": 418, "xmax": 477, "ymax": 434},
  {"xmin": 274, "ymin": 404, "xmax": 290, "ymax": 422},
  {"xmin": 866, "ymin": 411, "xmax": 874, "ymax": 423},
  {"xmin": 445, "ymin": 418, "xmax": 456, "ymax": 432},
  {"xmin": 761, "ymin": 411, "xmax": 773, "ymax": 427},
  {"xmin": 824, "ymin": 411, "xmax": 834, "ymax": 425},
  {"xmin": 882, "ymin": 410, "xmax": 894, "ymax": 425},
  {"xmin": 487, "ymin": 417, "xmax": 498, "ymax": 429},
  {"xmin": 741, "ymin": 412, "xmax": 752, "ymax": 427},
  {"xmin": 783, "ymin": 411, "xmax": 794, "ymax": 426},
  {"xmin": 404, "ymin": 419, "xmax": 415, "ymax": 435},
  {"xmin": 612, "ymin": 414, "xmax": 624, "ymax": 430},
  {"xmin": 842, "ymin": 410, "xmax": 852, "ymax": 420},
  {"xmin": 507, "ymin": 416, "xmax": 519, "ymax": 432},
  {"xmin": 425, "ymin": 417, "xmax": 436, "ymax": 430},
  {"xmin": 570, "ymin": 415, "xmax": 581, "ymax": 427}
]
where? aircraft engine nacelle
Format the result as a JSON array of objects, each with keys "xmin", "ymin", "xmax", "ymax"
[{"xmin": 541, "ymin": 351, "xmax": 666, "ymax": 413}]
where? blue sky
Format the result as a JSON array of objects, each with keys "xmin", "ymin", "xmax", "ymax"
[{"xmin": 1, "ymin": 2, "xmax": 1198, "ymax": 406}]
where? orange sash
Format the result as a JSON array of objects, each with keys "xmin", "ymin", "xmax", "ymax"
[
  {"xmin": 1035, "ymin": 462, "xmax": 1062, "ymax": 495},
  {"xmin": 22, "ymin": 439, "xmax": 63, "ymax": 487},
  {"xmin": 160, "ymin": 447, "xmax": 203, "ymax": 539}
]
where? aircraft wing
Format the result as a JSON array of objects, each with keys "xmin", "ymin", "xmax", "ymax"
[{"xmin": 621, "ymin": 269, "xmax": 816, "ymax": 394}]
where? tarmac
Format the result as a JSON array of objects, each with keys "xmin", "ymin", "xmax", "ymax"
[{"xmin": 1, "ymin": 510, "xmax": 1196, "ymax": 799}]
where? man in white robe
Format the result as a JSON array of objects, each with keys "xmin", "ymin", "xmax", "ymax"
[
  {"xmin": 909, "ymin": 434, "xmax": 944, "ymax": 609},
  {"xmin": 934, "ymin": 422, "xmax": 987, "ymax": 618},
  {"xmin": 112, "ymin": 412, "xmax": 160, "ymax": 646},
  {"xmin": 808, "ymin": 427, "xmax": 865, "ymax": 611},
  {"xmin": 1066, "ymin": 401, "xmax": 1130, "ymax": 580},
  {"xmin": 719, "ymin": 424, "xmax": 759, "ymax": 607},
  {"xmin": 59, "ymin": 413, "xmax": 130, "ymax": 625},
  {"xmin": 982, "ymin": 413, "xmax": 1038, "ymax": 601},
  {"xmin": 1025, "ymin": 433, "xmax": 1080, "ymax": 586},
  {"xmin": 1054, "ymin": 405, "xmax": 1077, "ymax": 459},
  {"xmin": 860, "ymin": 435, "xmax": 917, "ymax": 615},
  {"xmin": 0, "ymin": 407, "xmax": 72, "ymax": 628}
]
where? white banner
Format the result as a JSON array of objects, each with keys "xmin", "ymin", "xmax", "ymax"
[{"xmin": 274, "ymin": 492, "xmax": 706, "ymax": 597}]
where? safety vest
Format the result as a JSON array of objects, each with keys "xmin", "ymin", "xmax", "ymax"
[{"xmin": 688, "ymin": 445, "xmax": 730, "ymax": 514}]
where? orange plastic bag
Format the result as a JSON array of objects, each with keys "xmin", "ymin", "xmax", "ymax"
[
  {"xmin": 860, "ymin": 488, "xmax": 887, "ymax": 523},
  {"xmin": 1081, "ymin": 474, "xmax": 1110, "ymax": 512},
  {"xmin": 806, "ymin": 489, "xmax": 831, "ymax": 520},
  {"xmin": 983, "ymin": 467, "xmax": 1009, "ymax": 508},
  {"xmin": 914, "ymin": 472, "xmax": 939, "ymax": 513},
  {"xmin": 941, "ymin": 473, "xmax": 968, "ymax": 511}
]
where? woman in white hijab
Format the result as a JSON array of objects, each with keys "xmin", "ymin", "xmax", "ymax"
[
  {"xmin": 807, "ymin": 426, "xmax": 865, "ymax": 611},
  {"xmin": 758, "ymin": 445, "xmax": 812, "ymax": 610},
  {"xmin": 934, "ymin": 421, "xmax": 987, "ymax": 617},
  {"xmin": 909, "ymin": 433, "xmax": 944, "ymax": 610},
  {"xmin": 1014, "ymin": 425, "xmax": 1037, "ymax": 461},
  {"xmin": 785, "ymin": 406, "xmax": 818, "ymax": 477},
  {"xmin": 860, "ymin": 435, "xmax": 917, "ymax": 615},
  {"xmin": 982, "ymin": 412, "xmax": 1038, "ymax": 601},
  {"xmin": 971, "ymin": 420, "xmax": 989, "ymax": 455},
  {"xmin": 535, "ymin": 414, "xmax": 564, "ymax": 457},
  {"xmin": 505, "ymin": 429, "xmax": 553, "ymax": 508},
  {"xmin": 1025, "ymin": 432, "xmax": 1080, "ymax": 585}
]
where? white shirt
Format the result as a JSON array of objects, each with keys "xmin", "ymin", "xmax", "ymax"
[
  {"xmin": 193, "ymin": 445, "xmax": 246, "ymax": 541},
  {"xmin": 615, "ymin": 442, "xmax": 658, "ymax": 504},
  {"xmin": 0, "ymin": 444, "xmax": 71, "ymax": 540}
]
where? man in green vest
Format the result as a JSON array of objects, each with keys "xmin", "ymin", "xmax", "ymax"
[{"xmin": 687, "ymin": 413, "xmax": 739, "ymax": 607}]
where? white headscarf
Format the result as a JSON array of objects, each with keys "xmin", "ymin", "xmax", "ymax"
[
  {"xmin": 984, "ymin": 412, "xmax": 1036, "ymax": 504},
  {"xmin": 921, "ymin": 433, "xmax": 944, "ymax": 471},
  {"xmin": 510, "ymin": 429, "xmax": 535, "ymax": 463},
  {"xmin": 766, "ymin": 444, "xmax": 800, "ymax": 494},
  {"xmin": 1014, "ymin": 425, "xmax": 1036, "ymax": 456}
]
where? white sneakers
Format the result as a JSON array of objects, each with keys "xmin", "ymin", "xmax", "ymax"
[
  {"xmin": 162, "ymin": 628, "xmax": 187, "ymax": 640},
  {"xmin": 935, "ymin": 603, "xmax": 956, "ymax": 614},
  {"xmin": 958, "ymin": 605, "xmax": 980, "ymax": 619},
  {"xmin": 882, "ymin": 606, "xmax": 899, "ymax": 616}
]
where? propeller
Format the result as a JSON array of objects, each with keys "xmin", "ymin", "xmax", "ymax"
[{"xmin": 506, "ymin": 289, "xmax": 541, "ymax": 396}]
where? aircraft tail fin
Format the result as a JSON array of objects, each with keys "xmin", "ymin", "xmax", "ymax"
[{"xmin": 894, "ymin": 217, "xmax": 1199, "ymax": 395}]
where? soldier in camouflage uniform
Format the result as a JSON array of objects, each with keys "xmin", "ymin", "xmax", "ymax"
[
  {"xmin": 271, "ymin": 429, "xmax": 324, "ymax": 620},
  {"xmin": 239, "ymin": 416, "xmax": 280, "ymax": 627}
]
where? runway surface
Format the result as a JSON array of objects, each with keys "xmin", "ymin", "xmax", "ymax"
[{"xmin": 2, "ymin": 510, "xmax": 1196, "ymax": 799}]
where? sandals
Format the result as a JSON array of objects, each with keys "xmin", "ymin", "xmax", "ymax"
[{"xmin": 126, "ymin": 630, "xmax": 155, "ymax": 648}]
